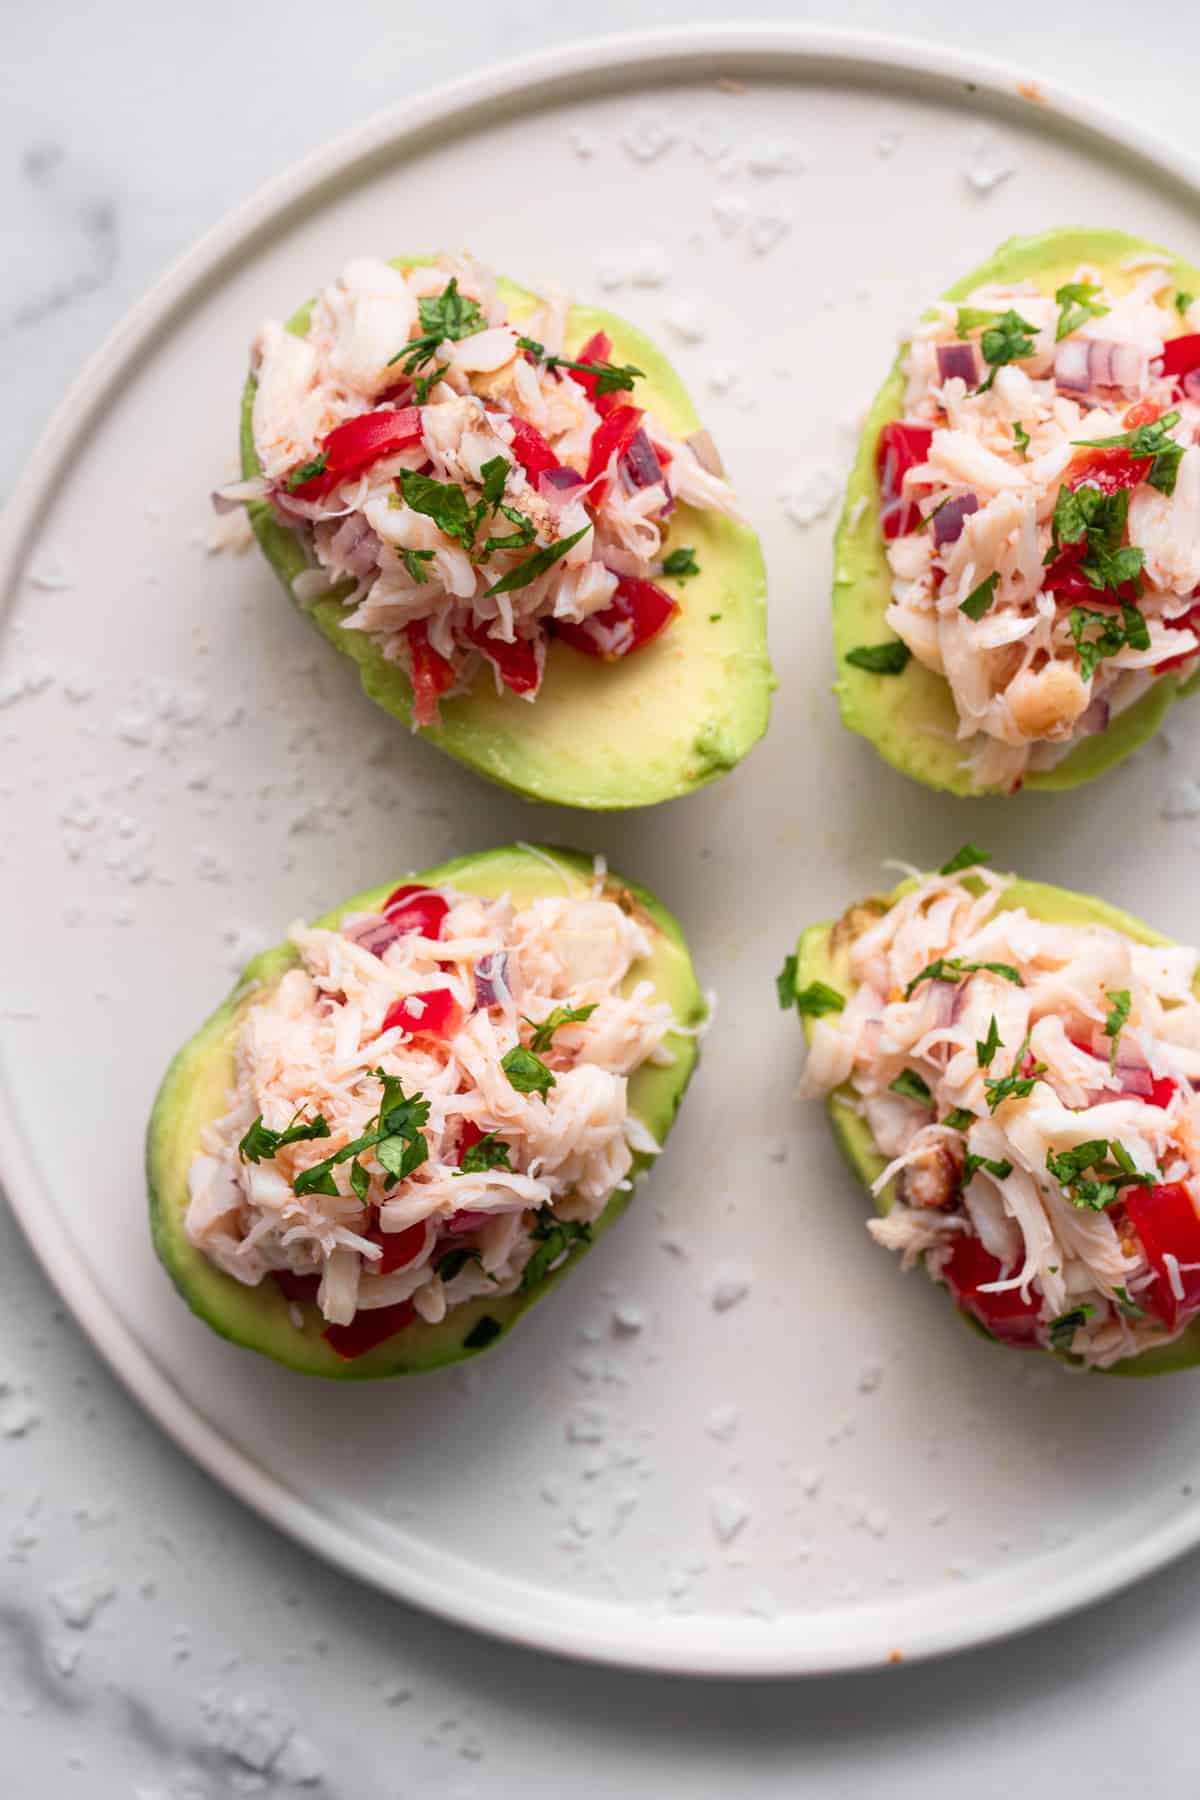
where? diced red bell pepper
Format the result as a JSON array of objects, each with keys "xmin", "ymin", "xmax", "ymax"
[
  {"xmin": 404, "ymin": 620, "xmax": 456, "ymax": 728},
  {"xmin": 323, "ymin": 1300, "xmax": 418, "ymax": 1360},
  {"xmin": 464, "ymin": 620, "xmax": 541, "ymax": 695},
  {"xmin": 564, "ymin": 331, "xmax": 624, "ymax": 418},
  {"xmin": 1065, "ymin": 445, "xmax": 1151, "ymax": 495},
  {"xmin": 1043, "ymin": 557, "xmax": 1145, "ymax": 608},
  {"xmin": 1124, "ymin": 1182, "xmax": 1200, "ymax": 1330},
  {"xmin": 382, "ymin": 986, "xmax": 463, "ymax": 1040},
  {"xmin": 555, "ymin": 574, "xmax": 678, "ymax": 661},
  {"xmin": 507, "ymin": 417, "xmax": 560, "ymax": 481},
  {"xmin": 1123, "ymin": 399, "xmax": 1161, "ymax": 430},
  {"xmin": 361, "ymin": 1218, "xmax": 428, "ymax": 1276},
  {"xmin": 877, "ymin": 422, "xmax": 934, "ymax": 540},
  {"xmin": 941, "ymin": 1234, "xmax": 1042, "ymax": 1346},
  {"xmin": 585, "ymin": 404, "xmax": 646, "ymax": 502},
  {"xmin": 273, "ymin": 1270, "xmax": 321, "ymax": 1306},
  {"xmin": 382, "ymin": 882, "xmax": 449, "ymax": 938},
  {"xmin": 1160, "ymin": 333, "xmax": 1200, "ymax": 382},
  {"xmin": 1147, "ymin": 1074, "xmax": 1178, "ymax": 1108},
  {"xmin": 289, "ymin": 407, "xmax": 423, "ymax": 499}
]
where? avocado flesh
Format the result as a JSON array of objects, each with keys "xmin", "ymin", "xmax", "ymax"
[
  {"xmin": 240, "ymin": 259, "xmax": 772, "ymax": 809},
  {"xmin": 147, "ymin": 844, "xmax": 704, "ymax": 1379},
  {"xmin": 834, "ymin": 228, "xmax": 1200, "ymax": 797},
  {"xmin": 792, "ymin": 873, "xmax": 1200, "ymax": 1375}
]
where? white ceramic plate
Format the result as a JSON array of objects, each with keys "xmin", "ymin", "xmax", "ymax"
[{"xmin": 4, "ymin": 27, "xmax": 1200, "ymax": 1677}]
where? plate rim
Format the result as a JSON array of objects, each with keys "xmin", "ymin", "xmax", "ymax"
[{"xmin": 4, "ymin": 23, "xmax": 1200, "ymax": 1678}]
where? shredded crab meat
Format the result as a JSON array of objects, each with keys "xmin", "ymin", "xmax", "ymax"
[
  {"xmin": 236, "ymin": 253, "xmax": 740, "ymax": 719},
  {"xmin": 880, "ymin": 263, "xmax": 1200, "ymax": 791},
  {"xmin": 802, "ymin": 867, "xmax": 1200, "ymax": 1368},
  {"xmin": 186, "ymin": 884, "xmax": 677, "ymax": 1333}
]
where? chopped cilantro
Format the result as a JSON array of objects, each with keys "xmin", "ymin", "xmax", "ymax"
[
  {"xmin": 238, "ymin": 1110, "xmax": 330, "ymax": 1164},
  {"xmin": 524, "ymin": 1003, "xmax": 598, "ymax": 1054},
  {"xmin": 959, "ymin": 572, "xmax": 1000, "ymax": 620},
  {"xmin": 285, "ymin": 454, "xmax": 328, "ymax": 493},
  {"xmin": 348, "ymin": 1158, "xmax": 370, "ymax": 1205},
  {"xmin": 389, "ymin": 278, "xmax": 487, "ymax": 372},
  {"xmin": 1049, "ymin": 1303, "xmax": 1096, "ymax": 1352},
  {"xmin": 436, "ymin": 1246, "xmax": 481, "ymax": 1282},
  {"xmin": 955, "ymin": 306, "xmax": 1002, "ymax": 338},
  {"xmin": 1012, "ymin": 421, "xmax": 1031, "ymax": 460},
  {"xmin": 1073, "ymin": 410, "xmax": 1184, "ymax": 498},
  {"xmin": 1113, "ymin": 1285, "xmax": 1147, "ymax": 1321},
  {"xmin": 1069, "ymin": 601, "xmax": 1149, "ymax": 682},
  {"xmin": 463, "ymin": 1314, "xmax": 503, "ymax": 1350},
  {"xmin": 399, "ymin": 469, "xmax": 478, "ymax": 552},
  {"xmin": 939, "ymin": 843, "xmax": 988, "ymax": 876},
  {"xmin": 977, "ymin": 1015, "xmax": 1002, "ymax": 1069},
  {"xmin": 1049, "ymin": 484, "xmax": 1146, "ymax": 597},
  {"xmin": 1054, "ymin": 281, "xmax": 1110, "ymax": 341},
  {"xmin": 662, "ymin": 546, "xmax": 701, "ymax": 579},
  {"xmin": 484, "ymin": 525, "xmax": 590, "ymax": 598},
  {"xmin": 889, "ymin": 1068, "xmax": 934, "ymax": 1105},
  {"xmin": 905, "ymin": 957, "xmax": 1022, "ymax": 1001},
  {"xmin": 455, "ymin": 1131, "xmax": 512, "ymax": 1176},
  {"xmin": 1045, "ymin": 1138, "xmax": 1152, "ymax": 1209},
  {"xmin": 515, "ymin": 335, "xmax": 643, "ymax": 396},
  {"xmin": 501, "ymin": 1044, "xmax": 556, "ymax": 1099},
  {"xmin": 479, "ymin": 455, "xmax": 510, "ymax": 512},
  {"xmin": 775, "ymin": 953, "xmax": 797, "ymax": 1009},
  {"xmin": 1176, "ymin": 292, "xmax": 1195, "ymax": 317},
  {"xmin": 943, "ymin": 1108, "xmax": 974, "ymax": 1132},
  {"xmin": 916, "ymin": 496, "xmax": 953, "ymax": 533},
  {"xmin": 483, "ymin": 504, "xmax": 536, "ymax": 555},
  {"xmin": 521, "ymin": 1214, "xmax": 592, "ymax": 1290},
  {"xmin": 412, "ymin": 362, "xmax": 449, "ymax": 403},
  {"xmin": 983, "ymin": 1031, "xmax": 1045, "ymax": 1111},
  {"xmin": 977, "ymin": 309, "xmax": 1038, "ymax": 391},
  {"xmin": 963, "ymin": 1152, "xmax": 1013, "ymax": 1184},
  {"xmin": 292, "ymin": 1069, "xmax": 429, "ymax": 1198},
  {"xmin": 1103, "ymin": 989, "xmax": 1131, "ymax": 1072},
  {"xmin": 795, "ymin": 980, "xmax": 845, "ymax": 1017},
  {"xmin": 400, "ymin": 547, "xmax": 435, "ymax": 584},
  {"xmin": 845, "ymin": 641, "xmax": 911, "ymax": 675}
]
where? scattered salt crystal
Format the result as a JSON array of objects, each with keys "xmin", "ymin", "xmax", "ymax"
[
  {"xmin": 630, "ymin": 245, "xmax": 670, "ymax": 288},
  {"xmin": 383, "ymin": 1682, "xmax": 413, "ymax": 1706},
  {"xmin": 566, "ymin": 1406, "xmax": 607, "ymax": 1444},
  {"xmin": 1161, "ymin": 778, "xmax": 1200, "ymax": 819},
  {"xmin": 0, "ymin": 659, "xmax": 54, "ymax": 707},
  {"xmin": 964, "ymin": 130, "xmax": 1016, "ymax": 195},
  {"xmin": 858, "ymin": 1363, "xmax": 884, "ymax": 1395},
  {"xmin": 568, "ymin": 128, "xmax": 597, "ymax": 160},
  {"xmin": 690, "ymin": 117, "xmax": 735, "ymax": 162},
  {"xmin": 744, "ymin": 1585, "xmax": 778, "ymax": 1619},
  {"xmin": 50, "ymin": 1570, "xmax": 115, "ymax": 1629},
  {"xmin": 596, "ymin": 262, "xmax": 625, "ymax": 292},
  {"xmin": 663, "ymin": 300, "xmax": 706, "ymax": 344},
  {"xmin": 116, "ymin": 708, "xmax": 153, "ymax": 746},
  {"xmin": 539, "ymin": 1478, "xmax": 562, "ymax": 1506},
  {"xmin": 610, "ymin": 1490, "xmax": 638, "ymax": 1534},
  {"xmin": 746, "ymin": 137, "xmax": 804, "ymax": 177},
  {"xmin": 709, "ymin": 1488, "xmax": 750, "ymax": 1545},
  {"xmin": 28, "ymin": 552, "xmax": 73, "ymax": 590},
  {"xmin": 707, "ymin": 361, "xmax": 738, "ymax": 396},
  {"xmin": 748, "ymin": 214, "xmax": 789, "ymax": 257},
  {"xmin": 581, "ymin": 1449, "xmax": 607, "ymax": 1480},
  {"xmin": 705, "ymin": 1404, "xmax": 739, "ymax": 1443},
  {"xmin": 710, "ymin": 1267, "xmax": 750, "ymax": 1313},
  {"xmin": 797, "ymin": 1467, "xmax": 825, "ymax": 1497},
  {"xmin": 781, "ymin": 467, "xmax": 839, "ymax": 528},
  {"xmin": 569, "ymin": 1504, "xmax": 600, "ymax": 1539},
  {"xmin": 62, "ymin": 669, "xmax": 94, "ymax": 704},
  {"xmin": 665, "ymin": 1567, "xmax": 690, "ymax": 1598},
  {"xmin": 877, "ymin": 130, "xmax": 902, "ymax": 159},
  {"xmin": 50, "ymin": 1641, "xmax": 82, "ymax": 1677},
  {"xmin": 928, "ymin": 1507, "xmax": 950, "ymax": 1527},
  {"xmin": 275, "ymin": 1733, "xmax": 326, "ymax": 1785},
  {"xmin": 658, "ymin": 1229, "xmax": 690, "ymax": 1259},
  {"xmin": 623, "ymin": 119, "xmax": 676, "ymax": 163},
  {"xmin": 612, "ymin": 1302, "xmax": 644, "ymax": 1334},
  {"xmin": 711, "ymin": 196, "xmax": 746, "ymax": 238},
  {"xmin": 0, "ymin": 1381, "xmax": 39, "ymax": 1438}
]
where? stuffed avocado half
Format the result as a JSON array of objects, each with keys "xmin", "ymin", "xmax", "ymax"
[
  {"xmin": 148, "ymin": 844, "xmax": 704, "ymax": 1379},
  {"xmin": 835, "ymin": 228, "xmax": 1200, "ymax": 797},
  {"xmin": 237, "ymin": 254, "xmax": 772, "ymax": 809},
  {"xmin": 785, "ymin": 853, "xmax": 1200, "ymax": 1374}
]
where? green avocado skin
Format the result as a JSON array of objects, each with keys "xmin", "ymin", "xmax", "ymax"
[
  {"xmin": 147, "ymin": 843, "xmax": 705, "ymax": 1380},
  {"xmin": 834, "ymin": 228, "xmax": 1200, "ymax": 798},
  {"xmin": 241, "ymin": 258, "xmax": 773, "ymax": 810},
  {"xmin": 790, "ymin": 872, "xmax": 1200, "ymax": 1376}
]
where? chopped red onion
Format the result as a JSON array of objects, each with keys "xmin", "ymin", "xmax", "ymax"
[
  {"xmin": 932, "ymin": 493, "xmax": 979, "ymax": 549},
  {"xmin": 1054, "ymin": 337, "xmax": 1149, "ymax": 395},
  {"xmin": 620, "ymin": 429, "xmax": 665, "ymax": 490},
  {"xmin": 473, "ymin": 952, "xmax": 509, "ymax": 1009},
  {"xmin": 1114, "ymin": 1058, "xmax": 1154, "ymax": 1098},
  {"xmin": 685, "ymin": 429, "xmax": 724, "ymax": 476},
  {"xmin": 936, "ymin": 343, "xmax": 978, "ymax": 386},
  {"xmin": 329, "ymin": 513, "xmax": 381, "ymax": 577},
  {"xmin": 1076, "ymin": 696, "xmax": 1111, "ymax": 737},
  {"xmin": 349, "ymin": 917, "xmax": 400, "ymax": 959},
  {"xmin": 1183, "ymin": 370, "xmax": 1200, "ymax": 403},
  {"xmin": 445, "ymin": 1209, "xmax": 491, "ymax": 1234}
]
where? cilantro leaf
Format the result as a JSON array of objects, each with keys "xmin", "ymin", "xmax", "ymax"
[
  {"xmin": 291, "ymin": 1071, "xmax": 429, "ymax": 1199},
  {"xmin": 524, "ymin": 1003, "xmax": 598, "ymax": 1054},
  {"xmin": 977, "ymin": 309, "xmax": 1038, "ymax": 391},
  {"xmin": 479, "ymin": 454, "xmax": 510, "ymax": 513},
  {"xmin": 455, "ymin": 1131, "xmax": 513, "ymax": 1176},
  {"xmin": 436, "ymin": 1246, "xmax": 498, "ymax": 1285},
  {"xmin": 389, "ymin": 278, "xmax": 487, "ymax": 372},
  {"xmin": 1103, "ymin": 989, "xmax": 1131, "ymax": 1073},
  {"xmin": 940, "ymin": 843, "xmax": 988, "ymax": 876},
  {"xmin": 483, "ymin": 504, "xmax": 536, "ymax": 555},
  {"xmin": 890, "ymin": 1068, "xmax": 934, "ymax": 1105},
  {"xmin": 662, "ymin": 546, "xmax": 701, "ymax": 579},
  {"xmin": 515, "ymin": 335, "xmax": 643, "ymax": 396},
  {"xmin": 1113, "ymin": 1285, "xmax": 1147, "ymax": 1321},
  {"xmin": 349, "ymin": 1158, "xmax": 370, "ymax": 1205},
  {"xmin": 1073, "ymin": 410, "xmax": 1184, "ymax": 498},
  {"xmin": 1069, "ymin": 601, "xmax": 1149, "ymax": 682},
  {"xmin": 238, "ymin": 1110, "xmax": 331, "ymax": 1164},
  {"xmin": 400, "ymin": 547, "xmax": 435, "ymax": 584},
  {"xmin": 943, "ymin": 1108, "xmax": 974, "ymax": 1132},
  {"xmin": 484, "ymin": 525, "xmax": 590, "ymax": 597},
  {"xmin": 955, "ymin": 306, "xmax": 1002, "ymax": 338},
  {"xmin": 501, "ymin": 1044, "xmax": 556, "ymax": 1099},
  {"xmin": 845, "ymin": 641, "xmax": 911, "ymax": 675},
  {"xmin": 1049, "ymin": 1303, "xmax": 1096, "ymax": 1352},
  {"xmin": 1177, "ymin": 293, "xmax": 1196, "ymax": 316},
  {"xmin": 1012, "ymin": 421, "xmax": 1031, "ymax": 460},
  {"xmin": 1050, "ymin": 485, "xmax": 1145, "ymax": 596},
  {"xmin": 977, "ymin": 1015, "xmax": 1002, "ymax": 1069},
  {"xmin": 963, "ymin": 1152, "xmax": 1013, "ymax": 1183},
  {"xmin": 1045, "ymin": 1138, "xmax": 1152, "ymax": 1210},
  {"xmin": 905, "ymin": 958, "xmax": 1022, "ymax": 1001},
  {"xmin": 399, "ymin": 469, "xmax": 478, "ymax": 551},
  {"xmin": 794, "ymin": 980, "xmax": 845, "ymax": 1018},
  {"xmin": 521, "ymin": 1214, "xmax": 592, "ymax": 1290},
  {"xmin": 959, "ymin": 572, "xmax": 1000, "ymax": 620},
  {"xmin": 376, "ymin": 1130, "xmax": 428, "ymax": 1189},
  {"xmin": 463, "ymin": 1314, "xmax": 503, "ymax": 1349},
  {"xmin": 775, "ymin": 953, "xmax": 797, "ymax": 1010},
  {"xmin": 412, "ymin": 362, "xmax": 449, "ymax": 403},
  {"xmin": 1054, "ymin": 281, "xmax": 1110, "ymax": 342},
  {"xmin": 984, "ymin": 1031, "xmax": 1045, "ymax": 1110},
  {"xmin": 286, "ymin": 454, "xmax": 328, "ymax": 493}
]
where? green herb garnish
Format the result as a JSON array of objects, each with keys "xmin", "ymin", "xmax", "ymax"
[
  {"xmin": 1049, "ymin": 484, "xmax": 1146, "ymax": 598},
  {"xmin": 955, "ymin": 306, "xmax": 1002, "ymax": 338},
  {"xmin": 1103, "ymin": 989, "xmax": 1131, "ymax": 1073},
  {"xmin": 1113, "ymin": 1285, "xmax": 1147, "ymax": 1321},
  {"xmin": 890, "ymin": 1068, "xmax": 934, "ymax": 1105},
  {"xmin": 399, "ymin": 469, "xmax": 479, "ymax": 552},
  {"xmin": 905, "ymin": 957, "xmax": 1022, "ymax": 1001},
  {"xmin": 1073, "ymin": 410, "xmax": 1184, "ymax": 498},
  {"xmin": 455, "ymin": 1131, "xmax": 513, "ymax": 1176},
  {"xmin": 286, "ymin": 454, "xmax": 328, "ymax": 493},
  {"xmin": 845, "ymin": 641, "xmax": 911, "ymax": 675},
  {"xmin": 292, "ymin": 1070, "xmax": 429, "ymax": 1199},
  {"xmin": 1012, "ymin": 421, "xmax": 1031, "ymax": 460},
  {"xmin": 238, "ymin": 1110, "xmax": 331, "ymax": 1164},
  {"xmin": 940, "ymin": 843, "xmax": 988, "ymax": 876},
  {"xmin": 463, "ymin": 1314, "xmax": 503, "ymax": 1349},
  {"xmin": 1045, "ymin": 1138, "xmax": 1152, "ymax": 1210},
  {"xmin": 1049, "ymin": 1303, "xmax": 1096, "ymax": 1352},
  {"xmin": 977, "ymin": 1015, "xmax": 1002, "ymax": 1069},
  {"xmin": 484, "ymin": 525, "xmax": 590, "ymax": 598},
  {"xmin": 515, "ymin": 335, "xmax": 643, "ymax": 396},
  {"xmin": 524, "ymin": 1004, "xmax": 598, "ymax": 1054},
  {"xmin": 1176, "ymin": 293, "xmax": 1195, "ymax": 317},
  {"xmin": 400, "ymin": 547, "xmax": 436, "ymax": 584},
  {"xmin": 984, "ymin": 1031, "xmax": 1045, "ymax": 1111},
  {"xmin": 943, "ymin": 1108, "xmax": 974, "ymax": 1132},
  {"xmin": 959, "ymin": 572, "xmax": 1000, "ymax": 620},
  {"xmin": 1069, "ymin": 601, "xmax": 1149, "ymax": 682},
  {"xmin": 388, "ymin": 278, "xmax": 487, "ymax": 372},
  {"xmin": 963, "ymin": 1152, "xmax": 1013, "ymax": 1184},
  {"xmin": 500, "ymin": 1045, "xmax": 556, "ymax": 1100},
  {"xmin": 662, "ymin": 546, "xmax": 701, "ymax": 579},
  {"xmin": 977, "ymin": 309, "xmax": 1038, "ymax": 391},
  {"xmin": 521, "ymin": 1214, "xmax": 592, "ymax": 1290},
  {"xmin": 1054, "ymin": 281, "xmax": 1110, "ymax": 341},
  {"xmin": 483, "ymin": 505, "xmax": 537, "ymax": 555},
  {"xmin": 794, "ymin": 980, "xmax": 846, "ymax": 1018}
]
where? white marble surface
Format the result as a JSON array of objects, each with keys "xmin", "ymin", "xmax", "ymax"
[{"xmin": 4, "ymin": 3, "xmax": 1200, "ymax": 1794}]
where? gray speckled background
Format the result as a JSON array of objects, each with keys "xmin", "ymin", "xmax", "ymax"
[{"xmin": 3, "ymin": 4, "xmax": 1200, "ymax": 1794}]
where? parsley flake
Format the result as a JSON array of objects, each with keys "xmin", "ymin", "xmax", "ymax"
[
  {"xmin": 238, "ymin": 1110, "xmax": 330, "ymax": 1164},
  {"xmin": 1176, "ymin": 293, "xmax": 1196, "ymax": 317},
  {"xmin": 905, "ymin": 958, "xmax": 1022, "ymax": 1001},
  {"xmin": 890, "ymin": 1068, "xmax": 934, "ymax": 1106},
  {"xmin": 977, "ymin": 1015, "xmax": 1002, "ymax": 1069},
  {"xmin": 963, "ymin": 1152, "xmax": 1013, "ymax": 1184},
  {"xmin": 1069, "ymin": 601, "xmax": 1149, "ymax": 682},
  {"xmin": 1073, "ymin": 410, "xmax": 1184, "ymax": 498},
  {"xmin": 501, "ymin": 1044, "xmax": 556, "ymax": 1099},
  {"xmin": 1103, "ymin": 989, "xmax": 1131, "ymax": 1073},
  {"xmin": 794, "ymin": 980, "xmax": 845, "ymax": 1018},
  {"xmin": 943, "ymin": 1108, "xmax": 974, "ymax": 1132},
  {"xmin": 1054, "ymin": 281, "xmax": 1110, "ymax": 342},
  {"xmin": 845, "ymin": 641, "xmax": 911, "ymax": 676},
  {"xmin": 515, "ymin": 335, "xmax": 643, "ymax": 396},
  {"xmin": 1049, "ymin": 1303, "xmax": 1096, "ymax": 1352},
  {"xmin": 977, "ymin": 309, "xmax": 1038, "ymax": 391},
  {"xmin": 455, "ymin": 1131, "xmax": 513, "ymax": 1176},
  {"xmin": 939, "ymin": 843, "xmax": 988, "ymax": 876},
  {"xmin": 662, "ymin": 546, "xmax": 701, "ymax": 579},
  {"xmin": 388, "ymin": 278, "xmax": 487, "ymax": 372},
  {"xmin": 524, "ymin": 1004, "xmax": 598, "ymax": 1055},
  {"xmin": 521, "ymin": 1214, "xmax": 592, "ymax": 1290},
  {"xmin": 984, "ymin": 1031, "xmax": 1045, "ymax": 1110},
  {"xmin": 959, "ymin": 572, "xmax": 1000, "ymax": 620},
  {"xmin": 286, "ymin": 454, "xmax": 328, "ymax": 493},
  {"xmin": 1012, "ymin": 421, "xmax": 1031, "ymax": 460},
  {"xmin": 484, "ymin": 525, "xmax": 590, "ymax": 598},
  {"xmin": 400, "ymin": 547, "xmax": 435, "ymax": 584}
]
